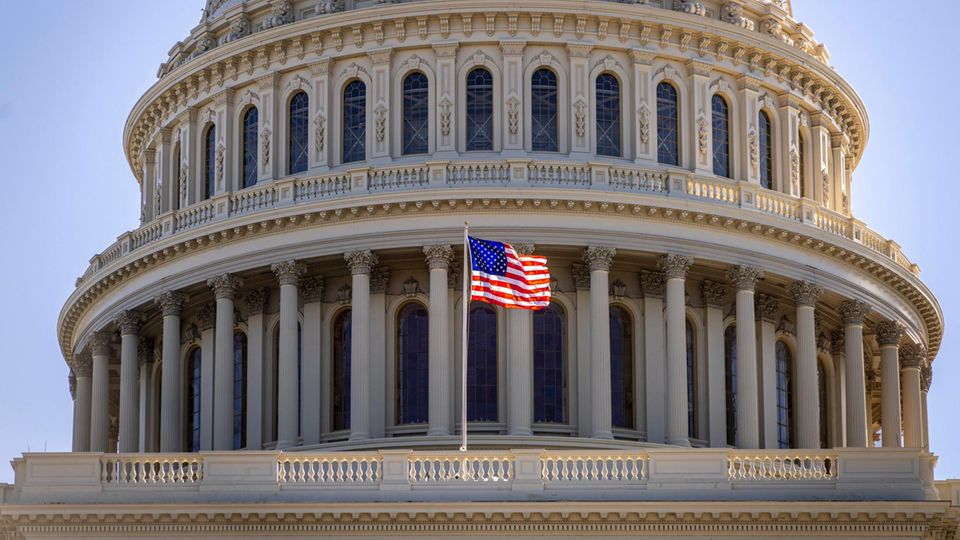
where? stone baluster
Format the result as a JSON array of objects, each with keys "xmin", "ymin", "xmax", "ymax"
[
  {"xmin": 585, "ymin": 246, "xmax": 616, "ymax": 439},
  {"xmin": 790, "ymin": 281, "xmax": 822, "ymax": 448},
  {"xmin": 727, "ymin": 266, "xmax": 762, "ymax": 449},
  {"xmin": 346, "ymin": 250, "xmax": 377, "ymax": 441},
  {"xmin": 840, "ymin": 299, "xmax": 871, "ymax": 447},
  {"xmin": 115, "ymin": 311, "xmax": 143, "ymax": 453},
  {"xmin": 702, "ymin": 280, "xmax": 729, "ymax": 448},
  {"xmin": 660, "ymin": 254, "xmax": 693, "ymax": 446},
  {"xmin": 506, "ymin": 243, "xmax": 535, "ymax": 436},
  {"xmin": 89, "ymin": 331, "xmax": 113, "ymax": 453},
  {"xmin": 155, "ymin": 291, "xmax": 186, "ymax": 452},
  {"xmin": 921, "ymin": 363, "xmax": 932, "ymax": 451},
  {"xmin": 899, "ymin": 343, "xmax": 926, "ymax": 449},
  {"xmin": 270, "ymin": 261, "xmax": 307, "ymax": 449},
  {"xmin": 72, "ymin": 352, "xmax": 93, "ymax": 452},
  {"xmin": 424, "ymin": 245, "xmax": 454, "ymax": 436},
  {"xmin": 208, "ymin": 274, "xmax": 244, "ymax": 450},
  {"xmin": 875, "ymin": 320, "xmax": 905, "ymax": 448}
]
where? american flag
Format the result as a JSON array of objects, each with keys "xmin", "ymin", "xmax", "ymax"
[{"xmin": 468, "ymin": 236, "xmax": 551, "ymax": 309}]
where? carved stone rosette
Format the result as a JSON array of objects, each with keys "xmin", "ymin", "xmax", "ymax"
[
  {"xmin": 207, "ymin": 273, "xmax": 244, "ymax": 300},
  {"xmin": 658, "ymin": 254, "xmax": 693, "ymax": 280},
  {"xmin": 196, "ymin": 303, "xmax": 217, "ymax": 332},
  {"xmin": 727, "ymin": 265, "xmax": 763, "ymax": 292},
  {"xmin": 371, "ymin": 266, "xmax": 391, "ymax": 294},
  {"xmin": 423, "ymin": 245, "xmax": 455, "ymax": 270},
  {"xmin": 115, "ymin": 310, "xmax": 143, "ymax": 336},
  {"xmin": 583, "ymin": 246, "xmax": 616, "ymax": 272},
  {"xmin": 72, "ymin": 352, "xmax": 93, "ymax": 378},
  {"xmin": 839, "ymin": 299, "xmax": 871, "ymax": 326},
  {"xmin": 874, "ymin": 320, "xmax": 905, "ymax": 347},
  {"xmin": 640, "ymin": 270, "xmax": 666, "ymax": 298},
  {"xmin": 789, "ymin": 281, "xmax": 821, "ymax": 307},
  {"xmin": 90, "ymin": 331, "xmax": 113, "ymax": 357},
  {"xmin": 243, "ymin": 288, "xmax": 269, "ymax": 314},
  {"xmin": 155, "ymin": 291, "xmax": 187, "ymax": 317},
  {"xmin": 754, "ymin": 294, "xmax": 780, "ymax": 323},
  {"xmin": 345, "ymin": 250, "xmax": 378, "ymax": 275},
  {"xmin": 899, "ymin": 343, "xmax": 927, "ymax": 370},
  {"xmin": 301, "ymin": 276, "xmax": 326, "ymax": 302},
  {"xmin": 271, "ymin": 260, "xmax": 307, "ymax": 287},
  {"xmin": 571, "ymin": 263, "xmax": 591, "ymax": 291},
  {"xmin": 701, "ymin": 280, "xmax": 728, "ymax": 308},
  {"xmin": 830, "ymin": 330, "xmax": 846, "ymax": 356}
]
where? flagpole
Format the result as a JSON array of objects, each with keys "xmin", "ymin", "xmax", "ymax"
[{"xmin": 460, "ymin": 221, "xmax": 470, "ymax": 452}]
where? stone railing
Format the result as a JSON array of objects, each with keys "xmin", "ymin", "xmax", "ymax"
[
  {"xmin": 6, "ymin": 448, "xmax": 940, "ymax": 505},
  {"xmin": 75, "ymin": 160, "xmax": 918, "ymax": 287}
]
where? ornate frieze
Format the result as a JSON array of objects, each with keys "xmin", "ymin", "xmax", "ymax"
[
  {"xmin": 727, "ymin": 265, "xmax": 762, "ymax": 291},
  {"xmin": 208, "ymin": 273, "xmax": 244, "ymax": 300},
  {"xmin": 271, "ymin": 260, "xmax": 307, "ymax": 286},
  {"xmin": 789, "ymin": 281, "xmax": 821, "ymax": 307},
  {"xmin": 899, "ymin": 343, "xmax": 927, "ymax": 370},
  {"xmin": 90, "ymin": 331, "xmax": 113, "ymax": 357},
  {"xmin": 345, "ymin": 250, "xmax": 378, "ymax": 275},
  {"xmin": 658, "ymin": 254, "xmax": 693, "ymax": 280},
  {"xmin": 839, "ymin": 299, "xmax": 871, "ymax": 326},
  {"xmin": 424, "ymin": 245, "xmax": 455, "ymax": 270},
  {"xmin": 874, "ymin": 320, "xmax": 905, "ymax": 347},
  {"xmin": 155, "ymin": 291, "xmax": 187, "ymax": 317},
  {"xmin": 583, "ymin": 246, "xmax": 616, "ymax": 272},
  {"xmin": 701, "ymin": 279, "xmax": 728, "ymax": 308}
]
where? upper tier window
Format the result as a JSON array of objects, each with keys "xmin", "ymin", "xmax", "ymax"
[
  {"xmin": 402, "ymin": 72, "xmax": 429, "ymax": 156},
  {"xmin": 760, "ymin": 110, "xmax": 773, "ymax": 190},
  {"xmin": 531, "ymin": 68, "xmax": 559, "ymax": 152},
  {"xmin": 288, "ymin": 92, "xmax": 309, "ymax": 175},
  {"xmin": 776, "ymin": 340, "xmax": 794, "ymax": 449},
  {"xmin": 657, "ymin": 82, "xmax": 680, "ymax": 166},
  {"xmin": 204, "ymin": 125, "xmax": 216, "ymax": 200},
  {"xmin": 465, "ymin": 68, "xmax": 494, "ymax": 151},
  {"xmin": 712, "ymin": 95, "xmax": 731, "ymax": 178},
  {"xmin": 596, "ymin": 73, "xmax": 621, "ymax": 157},
  {"xmin": 242, "ymin": 107, "xmax": 258, "ymax": 189},
  {"xmin": 342, "ymin": 80, "xmax": 367, "ymax": 164}
]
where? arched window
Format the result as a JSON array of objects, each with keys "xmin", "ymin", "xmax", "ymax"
[
  {"xmin": 776, "ymin": 340, "xmax": 794, "ymax": 449},
  {"xmin": 712, "ymin": 94, "xmax": 730, "ymax": 178},
  {"xmin": 531, "ymin": 68, "xmax": 559, "ymax": 152},
  {"xmin": 798, "ymin": 132, "xmax": 807, "ymax": 198},
  {"xmin": 759, "ymin": 110, "xmax": 773, "ymax": 190},
  {"xmin": 534, "ymin": 304, "xmax": 567, "ymax": 423},
  {"xmin": 610, "ymin": 305, "xmax": 634, "ymax": 430},
  {"xmin": 342, "ymin": 80, "xmax": 366, "ymax": 164},
  {"xmin": 686, "ymin": 319, "xmax": 698, "ymax": 438},
  {"xmin": 596, "ymin": 73, "xmax": 621, "ymax": 157},
  {"xmin": 173, "ymin": 143, "xmax": 182, "ymax": 210},
  {"xmin": 818, "ymin": 359, "xmax": 829, "ymax": 448},
  {"xmin": 332, "ymin": 309, "xmax": 352, "ymax": 431},
  {"xmin": 204, "ymin": 125, "xmax": 216, "ymax": 200},
  {"xmin": 657, "ymin": 82, "xmax": 680, "ymax": 166},
  {"xmin": 185, "ymin": 347, "xmax": 202, "ymax": 452},
  {"xmin": 468, "ymin": 304, "xmax": 498, "ymax": 422},
  {"xmin": 288, "ymin": 92, "xmax": 309, "ymax": 175},
  {"xmin": 724, "ymin": 325, "xmax": 737, "ymax": 446},
  {"xmin": 242, "ymin": 107, "xmax": 259, "ymax": 189},
  {"xmin": 402, "ymin": 72, "xmax": 429, "ymax": 155},
  {"xmin": 396, "ymin": 303, "xmax": 429, "ymax": 425},
  {"xmin": 465, "ymin": 68, "xmax": 494, "ymax": 151},
  {"xmin": 233, "ymin": 332, "xmax": 248, "ymax": 449}
]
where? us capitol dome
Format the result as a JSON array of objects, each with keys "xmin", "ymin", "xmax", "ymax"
[{"xmin": 2, "ymin": 0, "xmax": 958, "ymax": 538}]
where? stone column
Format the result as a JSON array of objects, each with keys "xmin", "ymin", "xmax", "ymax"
[
  {"xmin": 155, "ymin": 291, "xmax": 186, "ymax": 452},
  {"xmin": 899, "ymin": 343, "xmax": 925, "ymax": 449},
  {"xmin": 876, "ymin": 320, "xmax": 905, "ymax": 448},
  {"xmin": 921, "ymin": 363, "xmax": 932, "ymax": 451},
  {"xmin": 115, "ymin": 311, "xmax": 142, "ymax": 453},
  {"xmin": 840, "ymin": 299, "xmax": 871, "ymax": 447},
  {"xmin": 270, "ymin": 261, "xmax": 306, "ymax": 449},
  {"xmin": 346, "ymin": 250, "xmax": 377, "ymax": 440},
  {"xmin": 72, "ymin": 353, "xmax": 93, "ymax": 452},
  {"xmin": 507, "ymin": 243, "xmax": 535, "ymax": 436},
  {"xmin": 89, "ymin": 331, "xmax": 113, "ymax": 453},
  {"xmin": 660, "ymin": 254, "xmax": 693, "ymax": 446},
  {"xmin": 208, "ymin": 274, "xmax": 244, "ymax": 450},
  {"xmin": 830, "ymin": 331, "xmax": 847, "ymax": 447},
  {"xmin": 791, "ymin": 281, "xmax": 822, "ymax": 448},
  {"xmin": 137, "ymin": 338, "xmax": 153, "ymax": 452},
  {"xmin": 640, "ymin": 270, "xmax": 666, "ymax": 443},
  {"xmin": 300, "ymin": 277, "xmax": 325, "ymax": 446},
  {"xmin": 755, "ymin": 293, "xmax": 779, "ymax": 449},
  {"xmin": 728, "ymin": 265, "xmax": 762, "ymax": 449},
  {"xmin": 424, "ymin": 245, "xmax": 454, "ymax": 436},
  {"xmin": 702, "ymin": 281, "xmax": 729, "ymax": 448},
  {"xmin": 585, "ymin": 246, "xmax": 615, "ymax": 439},
  {"xmin": 243, "ymin": 288, "xmax": 268, "ymax": 450},
  {"xmin": 573, "ymin": 264, "xmax": 593, "ymax": 435}
]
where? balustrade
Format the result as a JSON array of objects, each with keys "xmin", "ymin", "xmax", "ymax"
[
  {"xmin": 408, "ymin": 452, "xmax": 513, "ymax": 483},
  {"xmin": 278, "ymin": 453, "xmax": 381, "ymax": 484},
  {"xmin": 727, "ymin": 451, "xmax": 837, "ymax": 481},
  {"xmin": 101, "ymin": 455, "xmax": 203, "ymax": 484},
  {"xmin": 541, "ymin": 451, "xmax": 646, "ymax": 483},
  {"xmin": 447, "ymin": 162, "xmax": 510, "ymax": 185}
]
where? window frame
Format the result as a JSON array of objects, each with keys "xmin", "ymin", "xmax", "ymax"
[
  {"xmin": 656, "ymin": 81, "xmax": 681, "ymax": 166},
  {"xmin": 341, "ymin": 79, "xmax": 367, "ymax": 165},
  {"xmin": 288, "ymin": 91, "xmax": 310, "ymax": 175},
  {"xmin": 595, "ymin": 73, "xmax": 622, "ymax": 158}
]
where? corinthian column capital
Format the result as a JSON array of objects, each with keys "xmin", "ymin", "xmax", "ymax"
[
  {"xmin": 583, "ymin": 246, "xmax": 616, "ymax": 272},
  {"xmin": 875, "ymin": 320, "xmax": 906, "ymax": 347},
  {"xmin": 640, "ymin": 270, "xmax": 665, "ymax": 298},
  {"xmin": 423, "ymin": 245, "xmax": 455, "ymax": 270},
  {"xmin": 90, "ymin": 331, "xmax": 113, "ymax": 357},
  {"xmin": 155, "ymin": 291, "xmax": 187, "ymax": 317},
  {"xmin": 754, "ymin": 293, "xmax": 780, "ymax": 322},
  {"xmin": 830, "ymin": 330, "xmax": 846, "ymax": 355},
  {"xmin": 727, "ymin": 265, "xmax": 763, "ymax": 291},
  {"xmin": 345, "ymin": 250, "xmax": 378, "ymax": 275},
  {"xmin": 72, "ymin": 352, "xmax": 93, "ymax": 377},
  {"xmin": 243, "ymin": 287, "xmax": 269, "ymax": 314},
  {"xmin": 271, "ymin": 260, "xmax": 307, "ymax": 287},
  {"xmin": 700, "ymin": 279, "xmax": 728, "ymax": 308},
  {"xmin": 658, "ymin": 254, "xmax": 693, "ymax": 280},
  {"xmin": 115, "ymin": 310, "xmax": 144, "ymax": 335},
  {"xmin": 839, "ymin": 299, "xmax": 872, "ymax": 326},
  {"xmin": 899, "ymin": 343, "xmax": 927, "ymax": 369},
  {"xmin": 789, "ymin": 281, "xmax": 822, "ymax": 307},
  {"xmin": 207, "ymin": 273, "xmax": 244, "ymax": 300}
]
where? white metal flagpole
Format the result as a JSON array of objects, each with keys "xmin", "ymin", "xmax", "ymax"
[{"xmin": 460, "ymin": 222, "xmax": 470, "ymax": 452}]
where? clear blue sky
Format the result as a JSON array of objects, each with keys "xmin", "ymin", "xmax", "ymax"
[{"xmin": 0, "ymin": 1, "xmax": 956, "ymax": 483}]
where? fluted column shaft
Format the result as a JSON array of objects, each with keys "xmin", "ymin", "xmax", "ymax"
[
  {"xmin": 585, "ymin": 247, "xmax": 615, "ymax": 439},
  {"xmin": 791, "ymin": 282, "xmax": 821, "ymax": 448},
  {"xmin": 156, "ymin": 292, "xmax": 186, "ymax": 452},
  {"xmin": 424, "ymin": 246, "xmax": 453, "ymax": 436},
  {"xmin": 899, "ymin": 344, "xmax": 925, "ymax": 448},
  {"xmin": 729, "ymin": 266, "xmax": 762, "ymax": 449},
  {"xmin": 702, "ymin": 281, "xmax": 729, "ymax": 448},
  {"xmin": 116, "ymin": 312, "xmax": 142, "ymax": 453},
  {"xmin": 841, "ymin": 300, "xmax": 871, "ymax": 447},
  {"xmin": 876, "ymin": 321, "xmax": 905, "ymax": 448},
  {"xmin": 207, "ymin": 274, "xmax": 244, "ymax": 450},
  {"xmin": 89, "ymin": 332, "xmax": 112, "ymax": 453},
  {"xmin": 662, "ymin": 255, "xmax": 693, "ymax": 446},
  {"xmin": 346, "ymin": 251, "xmax": 377, "ymax": 440},
  {"xmin": 507, "ymin": 309, "xmax": 533, "ymax": 435},
  {"xmin": 270, "ymin": 262, "xmax": 307, "ymax": 449},
  {"xmin": 921, "ymin": 364, "xmax": 932, "ymax": 451},
  {"xmin": 72, "ymin": 354, "xmax": 93, "ymax": 452}
]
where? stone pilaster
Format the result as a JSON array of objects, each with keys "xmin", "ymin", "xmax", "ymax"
[
  {"xmin": 831, "ymin": 330, "xmax": 847, "ymax": 447},
  {"xmin": 702, "ymin": 280, "xmax": 728, "ymax": 447},
  {"xmin": 755, "ymin": 293, "xmax": 779, "ymax": 449},
  {"xmin": 839, "ymin": 299, "xmax": 871, "ymax": 447},
  {"xmin": 89, "ymin": 331, "xmax": 113, "ymax": 453},
  {"xmin": 875, "ymin": 320, "xmax": 905, "ymax": 448},
  {"xmin": 155, "ymin": 291, "xmax": 186, "ymax": 452},
  {"xmin": 899, "ymin": 343, "xmax": 925, "ymax": 449},
  {"xmin": 207, "ymin": 274, "xmax": 244, "ymax": 450},
  {"xmin": 506, "ymin": 243, "xmax": 533, "ymax": 436},
  {"xmin": 660, "ymin": 254, "xmax": 693, "ymax": 446},
  {"xmin": 243, "ymin": 288, "xmax": 267, "ymax": 449},
  {"xmin": 584, "ymin": 246, "xmax": 615, "ymax": 439},
  {"xmin": 727, "ymin": 265, "xmax": 762, "ymax": 448},
  {"xmin": 790, "ymin": 281, "xmax": 822, "ymax": 448},
  {"xmin": 72, "ymin": 352, "xmax": 93, "ymax": 452},
  {"xmin": 115, "ymin": 311, "xmax": 143, "ymax": 453},
  {"xmin": 300, "ymin": 276, "xmax": 325, "ymax": 446},
  {"xmin": 641, "ymin": 269, "xmax": 666, "ymax": 442}
]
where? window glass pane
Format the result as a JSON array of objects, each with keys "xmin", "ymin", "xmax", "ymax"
[
  {"xmin": 596, "ymin": 74, "xmax": 621, "ymax": 157},
  {"xmin": 187, "ymin": 348, "xmax": 202, "ymax": 452},
  {"xmin": 333, "ymin": 309, "xmax": 352, "ymax": 431},
  {"xmin": 242, "ymin": 107, "xmax": 258, "ymax": 189},
  {"xmin": 233, "ymin": 332, "xmax": 247, "ymax": 449},
  {"xmin": 776, "ymin": 341, "xmax": 793, "ymax": 448},
  {"xmin": 657, "ymin": 82, "xmax": 679, "ymax": 166},
  {"xmin": 288, "ymin": 92, "xmax": 309, "ymax": 174},
  {"xmin": 760, "ymin": 111, "xmax": 773, "ymax": 190},
  {"xmin": 531, "ymin": 68, "xmax": 559, "ymax": 152},
  {"xmin": 533, "ymin": 304, "xmax": 566, "ymax": 423},
  {"xmin": 342, "ymin": 80, "xmax": 366, "ymax": 163},
  {"xmin": 712, "ymin": 95, "xmax": 730, "ymax": 177},
  {"xmin": 402, "ymin": 72, "xmax": 429, "ymax": 155},
  {"xmin": 397, "ymin": 303, "xmax": 429, "ymax": 425},
  {"xmin": 467, "ymin": 305, "xmax": 498, "ymax": 422},
  {"xmin": 686, "ymin": 320, "xmax": 697, "ymax": 438},
  {"xmin": 610, "ymin": 306, "xmax": 634, "ymax": 429},
  {"xmin": 466, "ymin": 68, "xmax": 494, "ymax": 151},
  {"xmin": 204, "ymin": 125, "xmax": 216, "ymax": 200},
  {"xmin": 724, "ymin": 325, "xmax": 737, "ymax": 446}
]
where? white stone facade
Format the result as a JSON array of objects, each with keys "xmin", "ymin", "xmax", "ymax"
[{"xmin": 1, "ymin": 0, "xmax": 958, "ymax": 538}]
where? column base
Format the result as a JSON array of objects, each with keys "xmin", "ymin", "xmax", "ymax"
[
  {"xmin": 275, "ymin": 439, "xmax": 298, "ymax": 450},
  {"xmin": 591, "ymin": 431, "xmax": 613, "ymax": 440},
  {"xmin": 427, "ymin": 428, "xmax": 451, "ymax": 437},
  {"xmin": 349, "ymin": 432, "xmax": 370, "ymax": 442},
  {"xmin": 668, "ymin": 437, "xmax": 692, "ymax": 447}
]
